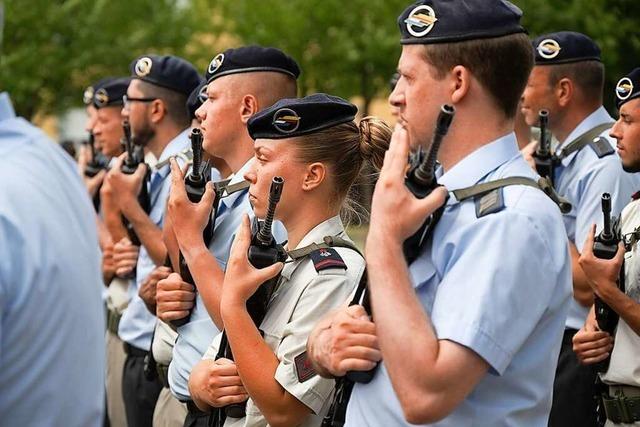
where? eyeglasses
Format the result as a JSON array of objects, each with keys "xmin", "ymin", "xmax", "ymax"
[{"xmin": 122, "ymin": 95, "xmax": 157, "ymax": 107}]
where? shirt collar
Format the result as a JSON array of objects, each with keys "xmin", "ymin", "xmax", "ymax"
[
  {"xmin": 0, "ymin": 93, "xmax": 17, "ymax": 122},
  {"xmin": 219, "ymin": 158, "xmax": 253, "ymax": 210},
  {"xmin": 558, "ymin": 106, "xmax": 614, "ymax": 165},
  {"xmin": 281, "ymin": 215, "xmax": 346, "ymax": 280},
  {"xmin": 438, "ymin": 132, "xmax": 519, "ymax": 193},
  {"xmin": 157, "ymin": 128, "xmax": 191, "ymax": 165}
]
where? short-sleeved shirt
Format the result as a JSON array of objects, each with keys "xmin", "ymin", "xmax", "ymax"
[
  {"xmin": 345, "ymin": 133, "xmax": 572, "ymax": 426},
  {"xmin": 0, "ymin": 93, "xmax": 105, "ymax": 426},
  {"xmin": 203, "ymin": 215, "xmax": 365, "ymax": 426},
  {"xmin": 169, "ymin": 159, "xmax": 287, "ymax": 401},
  {"xmin": 601, "ymin": 198, "xmax": 640, "ymax": 387},
  {"xmin": 553, "ymin": 106, "xmax": 640, "ymax": 330},
  {"xmin": 118, "ymin": 129, "xmax": 191, "ymax": 351}
]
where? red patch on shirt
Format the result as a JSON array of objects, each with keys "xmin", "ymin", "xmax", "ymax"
[{"xmin": 294, "ymin": 351, "xmax": 316, "ymax": 383}]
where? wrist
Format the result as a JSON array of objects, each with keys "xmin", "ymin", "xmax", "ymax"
[
  {"xmin": 220, "ymin": 293, "xmax": 247, "ymax": 321},
  {"xmin": 366, "ymin": 235, "xmax": 402, "ymax": 260},
  {"xmin": 182, "ymin": 241, "xmax": 209, "ymax": 265},
  {"xmin": 599, "ymin": 280, "xmax": 623, "ymax": 305}
]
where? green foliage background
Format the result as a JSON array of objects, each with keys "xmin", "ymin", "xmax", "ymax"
[{"xmin": 1, "ymin": 0, "xmax": 638, "ymax": 119}]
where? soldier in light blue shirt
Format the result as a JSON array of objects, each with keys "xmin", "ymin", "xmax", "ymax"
[
  {"xmin": 308, "ymin": 1, "xmax": 572, "ymax": 425},
  {"xmin": 107, "ymin": 54, "xmax": 201, "ymax": 427},
  {"xmin": 0, "ymin": 92, "xmax": 105, "ymax": 426},
  {"xmin": 521, "ymin": 31, "xmax": 640, "ymax": 426},
  {"xmin": 155, "ymin": 46, "xmax": 299, "ymax": 427}
]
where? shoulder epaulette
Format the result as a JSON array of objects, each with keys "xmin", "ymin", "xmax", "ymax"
[
  {"xmin": 309, "ymin": 247, "xmax": 347, "ymax": 272},
  {"xmin": 588, "ymin": 136, "xmax": 615, "ymax": 158},
  {"xmin": 475, "ymin": 187, "xmax": 505, "ymax": 218}
]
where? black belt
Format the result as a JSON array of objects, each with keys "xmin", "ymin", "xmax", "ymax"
[
  {"xmin": 562, "ymin": 328, "xmax": 579, "ymax": 345},
  {"xmin": 123, "ymin": 342, "xmax": 148, "ymax": 357},
  {"xmin": 185, "ymin": 400, "xmax": 209, "ymax": 417}
]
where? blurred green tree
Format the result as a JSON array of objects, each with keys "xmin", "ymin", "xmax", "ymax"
[{"xmin": 0, "ymin": 0, "xmax": 196, "ymax": 118}]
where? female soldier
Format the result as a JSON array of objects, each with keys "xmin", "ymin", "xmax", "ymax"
[{"xmin": 187, "ymin": 93, "xmax": 390, "ymax": 426}]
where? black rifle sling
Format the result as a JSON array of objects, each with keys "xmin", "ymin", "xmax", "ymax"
[{"xmin": 554, "ymin": 122, "xmax": 614, "ymax": 160}]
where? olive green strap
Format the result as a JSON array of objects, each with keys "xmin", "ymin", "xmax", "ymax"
[
  {"xmin": 452, "ymin": 176, "xmax": 572, "ymax": 214},
  {"xmin": 555, "ymin": 122, "xmax": 614, "ymax": 159},
  {"xmin": 287, "ymin": 236, "xmax": 363, "ymax": 260}
]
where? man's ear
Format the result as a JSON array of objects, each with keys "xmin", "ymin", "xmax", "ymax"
[
  {"xmin": 450, "ymin": 65, "xmax": 471, "ymax": 105},
  {"xmin": 556, "ymin": 78, "xmax": 573, "ymax": 108},
  {"xmin": 240, "ymin": 94, "xmax": 259, "ymax": 125},
  {"xmin": 302, "ymin": 162, "xmax": 326, "ymax": 192},
  {"xmin": 149, "ymin": 99, "xmax": 167, "ymax": 124}
]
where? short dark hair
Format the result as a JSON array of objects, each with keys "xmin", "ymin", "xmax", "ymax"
[
  {"xmin": 138, "ymin": 81, "xmax": 190, "ymax": 128},
  {"xmin": 547, "ymin": 60, "xmax": 604, "ymax": 103},
  {"xmin": 420, "ymin": 33, "xmax": 533, "ymax": 119}
]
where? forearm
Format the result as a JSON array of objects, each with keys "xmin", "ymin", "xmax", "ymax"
[
  {"xmin": 367, "ymin": 239, "xmax": 442, "ymax": 405},
  {"xmin": 102, "ymin": 196, "xmax": 128, "ymax": 243},
  {"xmin": 222, "ymin": 299, "xmax": 307, "ymax": 426},
  {"xmin": 570, "ymin": 241, "xmax": 593, "ymax": 307},
  {"xmin": 183, "ymin": 244, "xmax": 225, "ymax": 328},
  {"xmin": 600, "ymin": 284, "xmax": 640, "ymax": 336},
  {"xmin": 123, "ymin": 201, "xmax": 166, "ymax": 265}
]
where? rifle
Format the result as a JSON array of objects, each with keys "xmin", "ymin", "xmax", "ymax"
[
  {"xmin": 403, "ymin": 104, "xmax": 455, "ymax": 264},
  {"xmin": 592, "ymin": 193, "xmax": 625, "ymax": 372},
  {"xmin": 83, "ymin": 132, "xmax": 110, "ymax": 178},
  {"xmin": 171, "ymin": 128, "xmax": 213, "ymax": 328},
  {"xmin": 120, "ymin": 119, "xmax": 150, "ymax": 247},
  {"xmin": 532, "ymin": 110, "xmax": 555, "ymax": 185},
  {"xmin": 211, "ymin": 177, "xmax": 287, "ymax": 423}
]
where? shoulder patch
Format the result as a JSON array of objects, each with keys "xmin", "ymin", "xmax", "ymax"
[
  {"xmin": 294, "ymin": 351, "xmax": 317, "ymax": 383},
  {"xmin": 309, "ymin": 247, "xmax": 347, "ymax": 272},
  {"xmin": 475, "ymin": 188, "xmax": 505, "ymax": 218},
  {"xmin": 588, "ymin": 137, "xmax": 615, "ymax": 158}
]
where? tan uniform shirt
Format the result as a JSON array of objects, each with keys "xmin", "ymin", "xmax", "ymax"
[
  {"xmin": 203, "ymin": 216, "xmax": 365, "ymax": 427},
  {"xmin": 602, "ymin": 198, "xmax": 640, "ymax": 387}
]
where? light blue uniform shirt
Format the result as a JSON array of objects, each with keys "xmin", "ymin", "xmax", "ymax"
[
  {"xmin": 0, "ymin": 93, "xmax": 105, "ymax": 426},
  {"xmin": 169, "ymin": 159, "xmax": 286, "ymax": 401},
  {"xmin": 553, "ymin": 106, "xmax": 640, "ymax": 330},
  {"xmin": 118, "ymin": 129, "xmax": 191, "ymax": 350},
  {"xmin": 346, "ymin": 133, "xmax": 572, "ymax": 427}
]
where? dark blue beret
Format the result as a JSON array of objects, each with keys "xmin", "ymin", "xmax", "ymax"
[
  {"xmin": 533, "ymin": 31, "xmax": 601, "ymax": 65},
  {"xmin": 398, "ymin": 0, "xmax": 525, "ymax": 45},
  {"xmin": 205, "ymin": 45, "xmax": 300, "ymax": 84},
  {"xmin": 615, "ymin": 68, "xmax": 640, "ymax": 109},
  {"xmin": 129, "ymin": 54, "xmax": 201, "ymax": 96},
  {"xmin": 186, "ymin": 80, "xmax": 207, "ymax": 119},
  {"xmin": 83, "ymin": 77, "xmax": 111, "ymax": 105},
  {"xmin": 93, "ymin": 77, "xmax": 131, "ymax": 109},
  {"xmin": 247, "ymin": 93, "xmax": 357, "ymax": 140}
]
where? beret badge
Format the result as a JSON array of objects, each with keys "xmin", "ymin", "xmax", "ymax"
[
  {"xmin": 135, "ymin": 57, "xmax": 153, "ymax": 77},
  {"xmin": 537, "ymin": 39, "xmax": 562, "ymax": 60},
  {"xmin": 197, "ymin": 84, "xmax": 208, "ymax": 104},
  {"xmin": 273, "ymin": 108, "xmax": 301, "ymax": 134},
  {"xmin": 616, "ymin": 77, "xmax": 634, "ymax": 101},
  {"xmin": 404, "ymin": 5, "xmax": 438, "ymax": 38},
  {"xmin": 208, "ymin": 53, "xmax": 225, "ymax": 75},
  {"xmin": 94, "ymin": 88, "xmax": 109, "ymax": 107},
  {"xmin": 83, "ymin": 86, "xmax": 95, "ymax": 105}
]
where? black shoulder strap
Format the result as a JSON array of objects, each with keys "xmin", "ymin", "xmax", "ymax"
[
  {"xmin": 452, "ymin": 176, "xmax": 572, "ymax": 214},
  {"xmin": 555, "ymin": 122, "xmax": 614, "ymax": 160}
]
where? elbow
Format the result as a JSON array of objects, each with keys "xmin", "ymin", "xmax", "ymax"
[
  {"xmin": 574, "ymin": 288, "xmax": 594, "ymax": 308},
  {"xmin": 400, "ymin": 392, "xmax": 453, "ymax": 425},
  {"xmin": 264, "ymin": 411, "xmax": 302, "ymax": 427}
]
